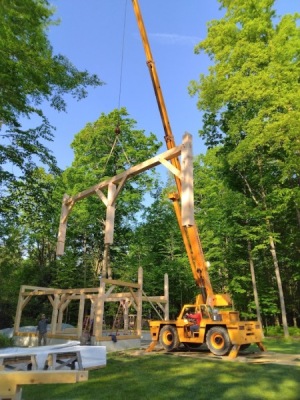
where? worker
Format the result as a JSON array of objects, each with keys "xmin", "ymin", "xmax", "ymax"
[
  {"xmin": 186, "ymin": 310, "xmax": 201, "ymax": 334},
  {"xmin": 36, "ymin": 314, "xmax": 49, "ymax": 346}
]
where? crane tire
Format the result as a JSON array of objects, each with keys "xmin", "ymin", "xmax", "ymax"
[
  {"xmin": 159, "ymin": 325, "xmax": 180, "ymax": 351},
  {"xmin": 240, "ymin": 344, "xmax": 251, "ymax": 351},
  {"xmin": 206, "ymin": 326, "xmax": 232, "ymax": 356}
]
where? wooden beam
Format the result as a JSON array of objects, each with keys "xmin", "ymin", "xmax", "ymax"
[
  {"xmin": 0, "ymin": 370, "xmax": 88, "ymax": 399},
  {"xmin": 56, "ymin": 194, "xmax": 74, "ymax": 256},
  {"xmin": 104, "ymin": 183, "xmax": 116, "ymax": 245},
  {"xmin": 101, "ymin": 278, "xmax": 140, "ymax": 289},
  {"xmin": 158, "ymin": 156, "xmax": 182, "ymax": 179},
  {"xmin": 181, "ymin": 133, "xmax": 194, "ymax": 227},
  {"xmin": 64, "ymin": 145, "xmax": 182, "ymax": 205}
]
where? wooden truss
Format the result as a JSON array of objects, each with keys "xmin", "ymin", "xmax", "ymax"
[{"xmin": 56, "ymin": 133, "xmax": 194, "ymax": 257}]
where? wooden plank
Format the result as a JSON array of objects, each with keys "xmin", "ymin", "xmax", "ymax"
[{"xmin": 0, "ymin": 369, "xmax": 88, "ymax": 387}]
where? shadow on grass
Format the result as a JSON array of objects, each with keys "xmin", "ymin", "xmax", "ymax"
[{"xmin": 23, "ymin": 347, "xmax": 300, "ymax": 400}]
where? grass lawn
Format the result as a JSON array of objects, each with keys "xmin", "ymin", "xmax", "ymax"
[{"xmin": 22, "ymin": 338, "xmax": 300, "ymax": 400}]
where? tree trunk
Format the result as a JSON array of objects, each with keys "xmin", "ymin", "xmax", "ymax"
[
  {"xmin": 269, "ymin": 235, "xmax": 289, "ymax": 337},
  {"xmin": 296, "ymin": 207, "xmax": 300, "ymax": 228},
  {"xmin": 293, "ymin": 316, "xmax": 297, "ymax": 328},
  {"xmin": 247, "ymin": 241, "xmax": 263, "ymax": 327}
]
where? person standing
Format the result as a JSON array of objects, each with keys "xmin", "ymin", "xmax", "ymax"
[{"xmin": 36, "ymin": 314, "xmax": 49, "ymax": 346}]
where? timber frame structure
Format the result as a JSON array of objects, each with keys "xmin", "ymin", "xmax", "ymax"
[
  {"xmin": 13, "ymin": 134, "xmax": 194, "ymax": 345},
  {"xmin": 14, "ymin": 267, "xmax": 169, "ymax": 343}
]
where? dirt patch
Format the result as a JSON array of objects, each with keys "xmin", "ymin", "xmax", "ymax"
[{"xmin": 127, "ymin": 344, "xmax": 300, "ymax": 367}]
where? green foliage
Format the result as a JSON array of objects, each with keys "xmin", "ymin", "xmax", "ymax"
[
  {"xmin": 0, "ymin": 334, "xmax": 14, "ymax": 348},
  {"xmin": 189, "ymin": 0, "xmax": 300, "ymax": 328},
  {"xmin": 124, "ymin": 189, "xmax": 197, "ymax": 317},
  {"xmin": 264, "ymin": 325, "xmax": 300, "ymax": 338},
  {"xmin": 0, "ymin": 0, "xmax": 103, "ymax": 194}
]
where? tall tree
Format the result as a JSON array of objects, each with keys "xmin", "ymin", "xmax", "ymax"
[
  {"xmin": 189, "ymin": 0, "xmax": 300, "ymax": 335},
  {"xmin": 0, "ymin": 0, "xmax": 102, "ymax": 198},
  {"xmin": 55, "ymin": 108, "xmax": 162, "ymax": 287},
  {"xmin": 0, "ymin": 167, "xmax": 62, "ymax": 327}
]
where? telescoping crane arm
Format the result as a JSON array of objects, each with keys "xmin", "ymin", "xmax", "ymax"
[{"xmin": 131, "ymin": 0, "xmax": 230, "ymax": 306}]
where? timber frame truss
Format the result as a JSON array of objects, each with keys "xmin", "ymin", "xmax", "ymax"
[{"xmin": 56, "ymin": 133, "xmax": 194, "ymax": 266}]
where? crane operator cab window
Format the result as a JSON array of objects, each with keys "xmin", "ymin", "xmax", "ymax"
[{"xmin": 200, "ymin": 305, "xmax": 210, "ymax": 319}]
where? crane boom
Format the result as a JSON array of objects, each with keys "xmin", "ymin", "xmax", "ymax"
[
  {"xmin": 130, "ymin": 1, "xmax": 265, "ymax": 359},
  {"xmin": 131, "ymin": 0, "xmax": 225, "ymax": 305}
]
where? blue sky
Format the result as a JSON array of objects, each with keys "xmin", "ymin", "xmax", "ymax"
[{"xmin": 40, "ymin": 0, "xmax": 298, "ymax": 170}]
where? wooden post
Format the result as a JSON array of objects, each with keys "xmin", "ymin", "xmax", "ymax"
[
  {"xmin": 123, "ymin": 300, "xmax": 129, "ymax": 332},
  {"xmin": 102, "ymin": 244, "xmax": 110, "ymax": 279},
  {"xmin": 57, "ymin": 298, "xmax": 71, "ymax": 332},
  {"xmin": 78, "ymin": 294, "xmax": 85, "ymax": 339},
  {"xmin": 136, "ymin": 267, "xmax": 143, "ymax": 336},
  {"xmin": 105, "ymin": 183, "xmax": 116, "ymax": 245},
  {"xmin": 90, "ymin": 299, "xmax": 95, "ymax": 328},
  {"xmin": 94, "ymin": 281, "xmax": 105, "ymax": 339},
  {"xmin": 56, "ymin": 194, "xmax": 72, "ymax": 256},
  {"xmin": 164, "ymin": 273, "xmax": 169, "ymax": 320},
  {"xmin": 51, "ymin": 294, "xmax": 59, "ymax": 335},
  {"xmin": 13, "ymin": 286, "xmax": 24, "ymax": 334},
  {"xmin": 181, "ymin": 133, "xmax": 194, "ymax": 227}
]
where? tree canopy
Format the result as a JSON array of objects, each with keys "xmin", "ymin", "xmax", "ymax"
[
  {"xmin": 0, "ymin": 0, "xmax": 299, "ymax": 333},
  {"xmin": 0, "ymin": 0, "xmax": 103, "ymax": 197},
  {"xmin": 189, "ymin": 0, "xmax": 300, "ymax": 334}
]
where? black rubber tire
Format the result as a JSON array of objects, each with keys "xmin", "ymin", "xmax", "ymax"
[
  {"xmin": 159, "ymin": 325, "xmax": 180, "ymax": 351},
  {"xmin": 206, "ymin": 326, "xmax": 232, "ymax": 356}
]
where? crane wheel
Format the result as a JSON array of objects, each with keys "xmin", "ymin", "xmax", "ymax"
[
  {"xmin": 159, "ymin": 325, "xmax": 180, "ymax": 351},
  {"xmin": 206, "ymin": 326, "xmax": 232, "ymax": 356}
]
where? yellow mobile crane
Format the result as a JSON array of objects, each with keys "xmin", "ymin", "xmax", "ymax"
[{"xmin": 131, "ymin": 0, "xmax": 265, "ymax": 358}]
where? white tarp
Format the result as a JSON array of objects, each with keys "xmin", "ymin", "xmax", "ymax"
[{"xmin": 0, "ymin": 342, "xmax": 106, "ymax": 370}]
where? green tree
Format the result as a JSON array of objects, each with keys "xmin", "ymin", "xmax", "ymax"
[
  {"xmin": 189, "ymin": 0, "xmax": 300, "ymax": 334},
  {"xmin": 0, "ymin": 167, "xmax": 63, "ymax": 327},
  {"xmin": 54, "ymin": 108, "xmax": 162, "ymax": 288},
  {"xmin": 193, "ymin": 151, "xmax": 280, "ymax": 322},
  {"xmin": 0, "ymin": 0, "xmax": 102, "ymax": 194},
  {"xmin": 125, "ymin": 185, "xmax": 195, "ymax": 318}
]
